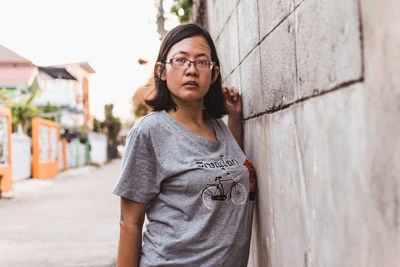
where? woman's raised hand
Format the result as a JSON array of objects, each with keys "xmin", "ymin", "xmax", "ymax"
[{"xmin": 223, "ymin": 86, "xmax": 242, "ymax": 118}]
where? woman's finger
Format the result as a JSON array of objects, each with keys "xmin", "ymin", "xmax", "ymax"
[
  {"xmin": 223, "ymin": 87, "xmax": 232, "ymax": 99},
  {"xmin": 223, "ymin": 86, "xmax": 241, "ymax": 103},
  {"xmin": 229, "ymin": 87, "xmax": 239, "ymax": 101},
  {"xmin": 223, "ymin": 90, "xmax": 232, "ymax": 101}
]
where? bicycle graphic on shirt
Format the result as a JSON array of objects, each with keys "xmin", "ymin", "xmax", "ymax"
[{"xmin": 201, "ymin": 172, "xmax": 247, "ymax": 209}]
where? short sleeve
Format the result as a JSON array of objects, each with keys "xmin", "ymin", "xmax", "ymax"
[{"xmin": 112, "ymin": 122, "xmax": 160, "ymax": 204}]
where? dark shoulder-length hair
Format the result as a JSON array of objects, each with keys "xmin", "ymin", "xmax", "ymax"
[{"xmin": 145, "ymin": 23, "xmax": 228, "ymax": 118}]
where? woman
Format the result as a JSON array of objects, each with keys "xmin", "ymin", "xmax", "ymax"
[{"xmin": 113, "ymin": 23, "xmax": 257, "ymax": 267}]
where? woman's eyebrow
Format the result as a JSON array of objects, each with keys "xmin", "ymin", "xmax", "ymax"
[
  {"xmin": 172, "ymin": 51, "xmax": 210, "ymax": 58},
  {"xmin": 195, "ymin": 53, "xmax": 209, "ymax": 58}
]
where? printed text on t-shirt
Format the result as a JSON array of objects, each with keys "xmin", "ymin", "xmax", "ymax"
[{"xmin": 195, "ymin": 154, "xmax": 240, "ymax": 170}]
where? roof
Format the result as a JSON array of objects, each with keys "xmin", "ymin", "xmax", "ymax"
[
  {"xmin": 0, "ymin": 65, "xmax": 38, "ymax": 86},
  {"xmin": 79, "ymin": 62, "xmax": 96, "ymax": 73},
  {"xmin": 53, "ymin": 62, "xmax": 96, "ymax": 74},
  {"xmin": 39, "ymin": 67, "xmax": 77, "ymax": 80},
  {"xmin": 0, "ymin": 44, "xmax": 33, "ymax": 65}
]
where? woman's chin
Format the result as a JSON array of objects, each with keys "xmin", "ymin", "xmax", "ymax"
[{"xmin": 172, "ymin": 93, "xmax": 206, "ymax": 103}]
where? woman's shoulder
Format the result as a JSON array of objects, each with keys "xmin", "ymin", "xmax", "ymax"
[
  {"xmin": 127, "ymin": 110, "xmax": 168, "ymax": 139},
  {"xmin": 132, "ymin": 111, "xmax": 165, "ymax": 131}
]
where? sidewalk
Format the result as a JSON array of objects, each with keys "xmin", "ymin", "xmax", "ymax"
[
  {"xmin": 0, "ymin": 159, "xmax": 122, "ymax": 267},
  {"xmin": 1, "ymin": 164, "xmax": 96, "ymax": 203}
]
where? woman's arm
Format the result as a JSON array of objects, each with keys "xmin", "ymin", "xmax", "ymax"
[
  {"xmin": 223, "ymin": 86, "xmax": 243, "ymax": 150},
  {"xmin": 228, "ymin": 111, "xmax": 243, "ymax": 150},
  {"xmin": 117, "ymin": 197, "xmax": 147, "ymax": 267}
]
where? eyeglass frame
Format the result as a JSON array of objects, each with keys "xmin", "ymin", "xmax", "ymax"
[{"xmin": 164, "ymin": 58, "xmax": 216, "ymax": 70}]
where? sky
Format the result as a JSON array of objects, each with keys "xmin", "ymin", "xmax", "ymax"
[{"xmin": 0, "ymin": 0, "xmax": 179, "ymax": 122}]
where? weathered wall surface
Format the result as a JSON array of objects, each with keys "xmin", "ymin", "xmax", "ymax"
[{"xmin": 196, "ymin": 0, "xmax": 400, "ymax": 266}]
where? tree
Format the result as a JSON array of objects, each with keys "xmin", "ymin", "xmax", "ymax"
[
  {"xmin": 170, "ymin": 0, "xmax": 193, "ymax": 23},
  {"xmin": 132, "ymin": 76, "xmax": 153, "ymax": 119},
  {"xmin": 93, "ymin": 118, "xmax": 102, "ymax": 133},
  {"xmin": 37, "ymin": 102, "xmax": 59, "ymax": 122},
  {"xmin": 155, "ymin": 0, "xmax": 167, "ymax": 39},
  {"xmin": 102, "ymin": 104, "xmax": 121, "ymax": 145},
  {"xmin": 2, "ymin": 86, "xmax": 59, "ymax": 136},
  {"xmin": 9, "ymin": 103, "xmax": 38, "ymax": 136},
  {"xmin": 3, "ymin": 87, "xmax": 40, "ymax": 135},
  {"xmin": 134, "ymin": 103, "xmax": 149, "ymax": 118}
]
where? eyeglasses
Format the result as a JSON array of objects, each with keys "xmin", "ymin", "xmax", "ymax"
[{"xmin": 165, "ymin": 58, "xmax": 215, "ymax": 70}]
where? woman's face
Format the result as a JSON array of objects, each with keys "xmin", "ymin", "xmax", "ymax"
[{"xmin": 159, "ymin": 35, "xmax": 219, "ymax": 107}]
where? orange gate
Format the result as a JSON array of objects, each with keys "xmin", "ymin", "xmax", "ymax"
[
  {"xmin": 32, "ymin": 118, "xmax": 60, "ymax": 179},
  {"xmin": 0, "ymin": 106, "xmax": 12, "ymax": 192}
]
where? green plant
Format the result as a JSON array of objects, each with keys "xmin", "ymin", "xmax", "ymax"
[
  {"xmin": 103, "ymin": 104, "xmax": 121, "ymax": 145},
  {"xmin": 8, "ymin": 102, "xmax": 39, "ymax": 135},
  {"xmin": 37, "ymin": 102, "xmax": 59, "ymax": 122},
  {"xmin": 3, "ymin": 85, "xmax": 44, "ymax": 135},
  {"xmin": 170, "ymin": 0, "xmax": 193, "ymax": 23},
  {"xmin": 93, "ymin": 118, "xmax": 102, "ymax": 133},
  {"xmin": 93, "ymin": 104, "xmax": 121, "ymax": 145}
]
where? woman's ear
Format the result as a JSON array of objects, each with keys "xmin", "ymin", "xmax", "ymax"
[
  {"xmin": 211, "ymin": 66, "xmax": 220, "ymax": 84},
  {"xmin": 155, "ymin": 62, "xmax": 166, "ymax": 81}
]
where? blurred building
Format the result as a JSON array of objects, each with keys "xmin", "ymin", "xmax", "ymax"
[
  {"xmin": 33, "ymin": 62, "xmax": 95, "ymax": 128},
  {"xmin": 0, "ymin": 44, "xmax": 39, "ymax": 104},
  {"xmin": 0, "ymin": 44, "xmax": 95, "ymax": 129}
]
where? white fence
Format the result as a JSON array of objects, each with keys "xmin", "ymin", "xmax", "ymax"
[
  {"xmin": 9, "ymin": 130, "xmax": 107, "ymax": 183},
  {"xmin": 88, "ymin": 132, "xmax": 107, "ymax": 165},
  {"xmin": 65, "ymin": 139, "xmax": 86, "ymax": 168},
  {"xmin": 59, "ymin": 140, "xmax": 64, "ymax": 170},
  {"xmin": 11, "ymin": 130, "xmax": 32, "ymax": 181}
]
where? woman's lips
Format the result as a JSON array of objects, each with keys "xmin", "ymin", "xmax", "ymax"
[{"xmin": 183, "ymin": 81, "xmax": 199, "ymax": 88}]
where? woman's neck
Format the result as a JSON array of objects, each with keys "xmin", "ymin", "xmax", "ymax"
[
  {"xmin": 168, "ymin": 100, "xmax": 206, "ymax": 126},
  {"xmin": 167, "ymin": 99, "xmax": 217, "ymax": 142}
]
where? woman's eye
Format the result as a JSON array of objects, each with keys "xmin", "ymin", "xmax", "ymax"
[
  {"xmin": 175, "ymin": 58, "xmax": 186, "ymax": 63},
  {"xmin": 197, "ymin": 60, "xmax": 210, "ymax": 68}
]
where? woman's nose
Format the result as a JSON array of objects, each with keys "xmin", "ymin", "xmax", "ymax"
[{"xmin": 185, "ymin": 61, "xmax": 198, "ymax": 75}]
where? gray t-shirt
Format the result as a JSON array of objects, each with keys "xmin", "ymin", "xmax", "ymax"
[{"xmin": 113, "ymin": 110, "xmax": 257, "ymax": 267}]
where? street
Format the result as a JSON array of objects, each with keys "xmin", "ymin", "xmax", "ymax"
[{"xmin": 0, "ymin": 160, "xmax": 122, "ymax": 267}]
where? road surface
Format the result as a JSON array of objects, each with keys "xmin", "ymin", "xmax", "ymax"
[{"xmin": 0, "ymin": 159, "xmax": 122, "ymax": 267}]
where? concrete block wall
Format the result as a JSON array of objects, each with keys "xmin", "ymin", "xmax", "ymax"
[{"xmin": 199, "ymin": 0, "xmax": 400, "ymax": 266}]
